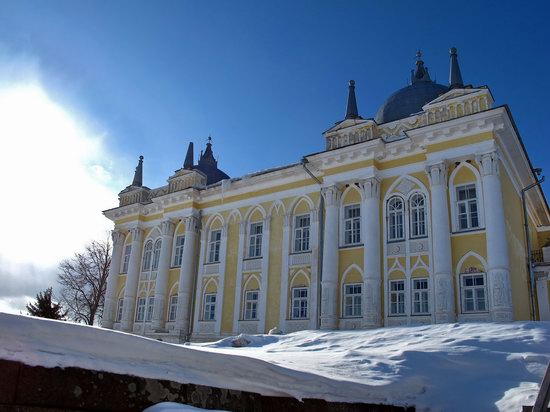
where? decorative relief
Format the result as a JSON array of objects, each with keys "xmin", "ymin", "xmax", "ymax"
[
  {"xmin": 490, "ymin": 271, "xmax": 511, "ymax": 308},
  {"xmin": 321, "ymin": 185, "xmax": 341, "ymax": 207},
  {"xmin": 238, "ymin": 320, "xmax": 259, "ymax": 334},
  {"xmin": 359, "ymin": 177, "xmax": 380, "ymax": 199},
  {"xmin": 410, "ymin": 239, "xmax": 429, "ymax": 253},
  {"xmin": 476, "ymin": 150, "xmax": 499, "ymax": 177},
  {"xmin": 387, "ymin": 242, "xmax": 405, "ymax": 256},
  {"xmin": 435, "ymin": 275, "xmax": 451, "ymax": 312},
  {"xmin": 203, "ymin": 263, "xmax": 220, "ymax": 275},
  {"xmin": 184, "ymin": 216, "xmax": 200, "ymax": 233},
  {"xmin": 325, "ymin": 124, "xmax": 376, "ymax": 150},
  {"xmin": 395, "ymin": 178, "xmax": 416, "ymax": 196},
  {"xmin": 243, "ymin": 259, "xmax": 262, "ymax": 272},
  {"xmin": 426, "ymin": 161, "xmax": 448, "ymax": 186},
  {"xmin": 111, "ymin": 230, "xmax": 125, "ymax": 247},
  {"xmin": 161, "ymin": 220, "xmax": 175, "ymax": 237},
  {"xmin": 198, "ymin": 321, "xmax": 215, "ymax": 334},
  {"xmin": 130, "ymin": 227, "xmax": 144, "ymax": 243},
  {"xmin": 290, "ymin": 253, "xmax": 312, "ymax": 267}
]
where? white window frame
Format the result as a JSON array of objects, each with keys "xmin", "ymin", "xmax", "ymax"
[
  {"xmin": 343, "ymin": 204, "xmax": 361, "ymax": 246},
  {"xmin": 293, "ymin": 214, "xmax": 311, "ymax": 253},
  {"xmin": 142, "ymin": 240, "xmax": 153, "ymax": 272},
  {"xmin": 248, "ymin": 222, "xmax": 263, "ymax": 258},
  {"xmin": 412, "ymin": 278, "xmax": 430, "ymax": 315},
  {"xmin": 168, "ymin": 295, "xmax": 178, "ymax": 321},
  {"xmin": 203, "ymin": 293, "xmax": 216, "ymax": 320},
  {"xmin": 389, "ymin": 280, "xmax": 406, "ymax": 316},
  {"xmin": 460, "ymin": 273, "xmax": 488, "ymax": 313},
  {"xmin": 121, "ymin": 245, "xmax": 131, "ymax": 273},
  {"xmin": 449, "ymin": 163, "xmax": 485, "ymax": 233},
  {"xmin": 172, "ymin": 235, "xmax": 185, "ymax": 267},
  {"xmin": 343, "ymin": 283, "xmax": 362, "ymax": 317},
  {"xmin": 207, "ymin": 230, "xmax": 222, "ymax": 263},
  {"xmin": 116, "ymin": 298, "xmax": 124, "ymax": 322},
  {"xmin": 291, "ymin": 287, "xmax": 308, "ymax": 319},
  {"xmin": 135, "ymin": 297, "xmax": 146, "ymax": 322},
  {"xmin": 409, "ymin": 193, "xmax": 427, "ymax": 238},
  {"xmin": 243, "ymin": 290, "xmax": 259, "ymax": 320},
  {"xmin": 145, "ymin": 297, "xmax": 155, "ymax": 322},
  {"xmin": 152, "ymin": 239, "xmax": 162, "ymax": 270},
  {"xmin": 387, "ymin": 196, "xmax": 405, "ymax": 242},
  {"xmin": 455, "ymin": 183, "xmax": 480, "ymax": 231}
]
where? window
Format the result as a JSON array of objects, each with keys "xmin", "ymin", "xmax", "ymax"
[
  {"xmin": 456, "ymin": 184, "xmax": 479, "ymax": 230},
  {"xmin": 461, "ymin": 274, "xmax": 487, "ymax": 313},
  {"xmin": 121, "ymin": 245, "xmax": 131, "ymax": 273},
  {"xmin": 387, "ymin": 197, "xmax": 405, "ymax": 241},
  {"xmin": 291, "ymin": 287, "xmax": 308, "ymax": 319},
  {"xmin": 146, "ymin": 297, "xmax": 155, "ymax": 321},
  {"xmin": 412, "ymin": 278, "xmax": 429, "ymax": 314},
  {"xmin": 344, "ymin": 284, "xmax": 362, "ymax": 317},
  {"xmin": 343, "ymin": 205, "xmax": 361, "ymax": 245},
  {"xmin": 409, "ymin": 194, "xmax": 426, "ymax": 238},
  {"xmin": 203, "ymin": 293, "xmax": 216, "ymax": 320},
  {"xmin": 142, "ymin": 241, "xmax": 153, "ymax": 271},
  {"xmin": 389, "ymin": 280, "xmax": 405, "ymax": 315},
  {"xmin": 248, "ymin": 222, "xmax": 263, "ymax": 258},
  {"xmin": 173, "ymin": 235, "xmax": 185, "ymax": 267},
  {"xmin": 294, "ymin": 215, "xmax": 311, "ymax": 252},
  {"xmin": 207, "ymin": 230, "xmax": 222, "ymax": 263},
  {"xmin": 244, "ymin": 290, "xmax": 259, "ymax": 320},
  {"xmin": 116, "ymin": 298, "xmax": 124, "ymax": 322},
  {"xmin": 152, "ymin": 239, "xmax": 162, "ymax": 270},
  {"xmin": 168, "ymin": 295, "xmax": 178, "ymax": 321},
  {"xmin": 135, "ymin": 297, "xmax": 146, "ymax": 321}
]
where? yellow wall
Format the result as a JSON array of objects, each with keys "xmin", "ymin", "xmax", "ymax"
[
  {"xmin": 266, "ymin": 209, "xmax": 283, "ymax": 331},
  {"xmin": 221, "ymin": 217, "xmax": 238, "ymax": 333}
]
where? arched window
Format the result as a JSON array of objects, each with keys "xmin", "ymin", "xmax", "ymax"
[
  {"xmin": 142, "ymin": 241, "xmax": 153, "ymax": 271},
  {"xmin": 409, "ymin": 193, "xmax": 426, "ymax": 238},
  {"xmin": 387, "ymin": 197, "xmax": 405, "ymax": 241},
  {"xmin": 152, "ymin": 239, "xmax": 162, "ymax": 270}
]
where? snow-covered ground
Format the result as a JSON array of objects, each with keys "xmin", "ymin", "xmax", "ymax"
[{"xmin": 0, "ymin": 313, "xmax": 548, "ymax": 412}]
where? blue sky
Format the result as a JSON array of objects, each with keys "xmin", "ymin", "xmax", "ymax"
[{"xmin": 0, "ymin": 0, "xmax": 549, "ymax": 311}]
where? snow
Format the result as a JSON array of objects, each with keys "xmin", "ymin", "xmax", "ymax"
[
  {"xmin": 144, "ymin": 402, "xmax": 227, "ymax": 412},
  {"xmin": 1, "ymin": 313, "xmax": 548, "ymax": 412}
]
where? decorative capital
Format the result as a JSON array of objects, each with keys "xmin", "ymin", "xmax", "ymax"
[
  {"xmin": 359, "ymin": 177, "xmax": 380, "ymax": 200},
  {"xmin": 161, "ymin": 219, "xmax": 176, "ymax": 237},
  {"xmin": 183, "ymin": 216, "xmax": 200, "ymax": 233},
  {"xmin": 476, "ymin": 150, "xmax": 499, "ymax": 176},
  {"xmin": 111, "ymin": 230, "xmax": 125, "ymax": 246},
  {"xmin": 321, "ymin": 185, "xmax": 341, "ymax": 207},
  {"xmin": 426, "ymin": 161, "xmax": 448, "ymax": 187},
  {"xmin": 130, "ymin": 227, "xmax": 144, "ymax": 242}
]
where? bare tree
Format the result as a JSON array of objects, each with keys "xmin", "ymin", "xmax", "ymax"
[{"xmin": 57, "ymin": 238, "xmax": 111, "ymax": 325}]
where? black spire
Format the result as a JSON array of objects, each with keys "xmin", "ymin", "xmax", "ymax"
[
  {"xmin": 345, "ymin": 80, "xmax": 360, "ymax": 119},
  {"xmin": 199, "ymin": 136, "xmax": 217, "ymax": 167},
  {"xmin": 132, "ymin": 155, "xmax": 143, "ymax": 187},
  {"xmin": 184, "ymin": 142, "xmax": 194, "ymax": 169},
  {"xmin": 449, "ymin": 47, "xmax": 464, "ymax": 89},
  {"xmin": 411, "ymin": 50, "xmax": 432, "ymax": 84}
]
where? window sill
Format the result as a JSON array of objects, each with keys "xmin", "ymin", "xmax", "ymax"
[
  {"xmin": 460, "ymin": 310, "xmax": 489, "ymax": 315},
  {"xmin": 386, "ymin": 239, "xmax": 405, "ymax": 244},
  {"xmin": 409, "ymin": 235, "xmax": 429, "ymax": 240},
  {"xmin": 199, "ymin": 319, "xmax": 216, "ymax": 322},
  {"xmin": 340, "ymin": 316, "xmax": 362, "ymax": 319},
  {"xmin": 339, "ymin": 244, "xmax": 363, "ymax": 250},
  {"xmin": 411, "ymin": 313, "xmax": 431, "ymax": 317},
  {"xmin": 388, "ymin": 314, "xmax": 407, "ymax": 317},
  {"xmin": 170, "ymin": 265, "xmax": 182, "ymax": 269},
  {"xmin": 289, "ymin": 251, "xmax": 311, "ymax": 255},
  {"xmin": 451, "ymin": 227, "xmax": 485, "ymax": 236},
  {"xmin": 288, "ymin": 318, "xmax": 310, "ymax": 321},
  {"xmin": 239, "ymin": 319, "xmax": 259, "ymax": 322},
  {"xmin": 243, "ymin": 257, "xmax": 262, "ymax": 261},
  {"xmin": 204, "ymin": 261, "xmax": 220, "ymax": 265}
]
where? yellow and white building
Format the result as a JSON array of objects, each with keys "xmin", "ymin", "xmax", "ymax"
[{"xmin": 102, "ymin": 49, "xmax": 550, "ymax": 342}]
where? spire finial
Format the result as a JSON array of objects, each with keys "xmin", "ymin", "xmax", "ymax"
[
  {"xmin": 184, "ymin": 142, "xmax": 194, "ymax": 169},
  {"xmin": 345, "ymin": 80, "xmax": 360, "ymax": 120},
  {"xmin": 131, "ymin": 155, "xmax": 143, "ymax": 187},
  {"xmin": 416, "ymin": 49, "xmax": 422, "ymax": 61},
  {"xmin": 449, "ymin": 47, "xmax": 464, "ymax": 89},
  {"xmin": 412, "ymin": 49, "xmax": 431, "ymax": 83}
]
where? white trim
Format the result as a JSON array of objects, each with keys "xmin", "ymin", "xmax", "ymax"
[{"xmin": 449, "ymin": 161, "xmax": 485, "ymax": 232}]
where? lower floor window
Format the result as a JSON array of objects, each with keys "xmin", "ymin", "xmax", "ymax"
[
  {"xmin": 412, "ymin": 278, "xmax": 429, "ymax": 314},
  {"xmin": 244, "ymin": 290, "xmax": 259, "ymax": 320},
  {"xmin": 116, "ymin": 298, "xmax": 124, "ymax": 322},
  {"xmin": 344, "ymin": 284, "xmax": 362, "ymax": 317},
  {"xmin": 291, "ymin": 287, "xmax": 308, "ymax": 319},
  {"xmin": 146, "ymin": 297, "xmax": 154, "ymax": 322},
  {"xmin": 203, "ymin": 293, "xmax": 216, "ymax": 320},
  {"xmin": 135, "ymin": 297, "xmax": 146, "ymax": 322},
  {"xmin": 461, "ymin": 273, "xmax": 487, "ymax": 313},
  {"xmin": 390, "ymin": 280, "xmax": 405, "ymax": 315},
  {"xmin": 168, "ymin": 295, "xmax": 178, "ymax": 321}
]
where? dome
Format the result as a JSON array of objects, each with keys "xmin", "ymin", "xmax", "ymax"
[{"xmin": 375, "ymin": 55, "xmax": 449, "ymax": 124}]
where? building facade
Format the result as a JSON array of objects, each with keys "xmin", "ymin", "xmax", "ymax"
[{"xmin": 102, "ymin": 49, "xmax": 550, "ymax": 342}]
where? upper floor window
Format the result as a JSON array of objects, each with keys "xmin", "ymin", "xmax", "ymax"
[
  {"xmin": 409, "ymin": 194, "xmax": 427, "ymax": 238},
  {"xmin": 207, "ymin": 230, "xmax": 222, "ymax": 263},
  {"xmin": 461, "ymin": 273, "xmax": 487, "ymax": 313},
  {"xmin": 343, "ymin": 205, "xmax": 361, "ymax": 245},
  {"xmin": 168, "ymin": 295, "xmax": 178, "ymax": 322},
  {"xmin": 173, "ymin": 235, "xmax": 185, "ymax": 267},
  {"xmin": 389, "ymin": 280, "xmax": 405, "ymax": 315},
  {"xmin": 291, "ymin": 287, "xmax": 308, "ymax": 319},
  {"xmin": 203, "ymin": 293, "xmax": 216, "ymax": 320},
  {"xmin": 248, "ymin": 222, "xmax": 263, "ymax": 258},
  {"xmin": 152, "ymin": 239, "xmax": 162, "ymax": 270},
  {"xmin": 244, "ymin": 290, "xmax": 259, "ymax": 320},
  {"xmin": 343, "ymin": 283, "xmax": 362, "ymax": 317},
  {"xmin": 121, "ymin": 245, "xmax": 131, "ymax": 273},
  {"xmin": 142, "ymin": 241, "xmax": 153, "ymax": 271},
  {"xmin": 412, "ymin": 278, "xmax": 429, "ymax": 315},
  {"xmin": 294, "ymin": 214, "xmax": 311, "ymax": 252},
  {"xmin": 456, "ymin": 184, "xmax": 479, "ymax": 231},
  {"xmin": 387, "ymin": 197, "xmax": 405, "ymax": 241}
]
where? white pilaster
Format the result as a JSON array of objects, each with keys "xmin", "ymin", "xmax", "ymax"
[
  {"xmin": 214, "ymin": 223, "xmax": 229, "ymax": 335},
  {"xmin": 426, "ymin": 162, "xmax": 455, "ymax": 323},
  {"xmin": 278, "ymin": 213, "xmax": 291, "ymax": 332},
  {"xmin": 151, "ymin": 220, "xmax": 176, "ymax": 331},
  {"xmin": 537, "ymin": 277, "xmax": 550, "ymax": 321},
  {"xmin": 175, "ymin": 215, "xmax": 200, "ymax": 336},
  {"xmin": 191, "ymin": 225, "xmax": 208, "ymax": 336},
  {"xmin": 258, "ymin": 216, "xmax": 271, "ymax": 333},
  {"xmin": 320, "ymin": 185, "xmax": 341, "ymax": 330},
  {"xmin": 121, "ymin": 227, "xmax": 144, "ymax": 331},
  {"xmin": 101, "ymin": 230, "xmax": 125, "ymax": 329},
  {"xmin": 477, "ymin": 150, "xmax": 513, "ymax": 321},
  {"xmin": 308, "ymin": 209, "xmax": 320, "ymax": 329},
  {"xmin": 360, "ymin": 177, "xmax": 381, "ymax": 328},
  {"xmin": 232, "ymin": 221, "xmax": 247, "ymax": 334}
]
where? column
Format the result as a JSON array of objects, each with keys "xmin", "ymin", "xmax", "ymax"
[
  {"xmin": 121, "ymin": 227, "xmax": 144, "ymax": 332},
  {"xmin": 102, "ymin": 230, "xmax": 125, "ymax": 329},
  {"xmin": 477, "ymin": 151, "xmax": 513, "ymax": 321},
  {"xmin": 426, "ymin": 162, "xmax": 455, "ymax": 323},
  {"xmin": 232, "ymin": 221, "xmax": 247, "ymax": 334},
  {"xmin": 214, "ymin": 223, "xmax": 229, "ymax": 335},
  {"xmin": 308, "ymin": 209, "xmax": 320, "ymax": 329},
  {"xmin": 174, "ymin": 216, "xmax": 200, "ymax": 336},
  {"xmin": 258, "ymin": 215, "xmax": 271, "ymax": 333},
  {"xmin": 151, "ymin": 219, "xmax": 176, "ymax": 331},
  {"xmin": 278, "ymin": 213, "xmax": 291, "ymax": 332},
  {"xmin": 320, "ymin": 185, "xmax": 341, "ymax": 329},
  {"xmin": 191, "ymin": 224, "xmax": 208, "ymax": 336},
  {"xmin": 360, "ymin": 177, "xmax": 382, "ymax": 328}
]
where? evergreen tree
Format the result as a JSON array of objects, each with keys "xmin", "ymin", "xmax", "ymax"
[{"xmin": 26, "ymin": 287, "xmax": 66, "ymax": 320}]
